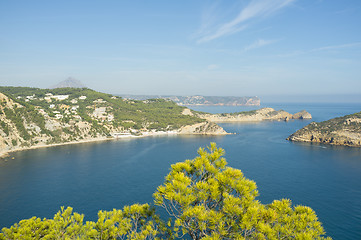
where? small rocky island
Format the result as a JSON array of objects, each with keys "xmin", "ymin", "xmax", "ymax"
[{"xmin": 287, "ymin": 111, "xmax": 361, "ymax": 147}]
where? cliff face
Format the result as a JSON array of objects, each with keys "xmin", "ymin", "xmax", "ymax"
[
  {"xmin": 196, "ymin": 108, "xmax": 312, "ymax": 122},
  {"xmin": 287, "ymin": 112, "xmax": 361, "ymax": 147}
]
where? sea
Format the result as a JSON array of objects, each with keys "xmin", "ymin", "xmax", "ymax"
[{"xmin": 0, "ymin": 102, "xmax": 360, "ymax": 240}]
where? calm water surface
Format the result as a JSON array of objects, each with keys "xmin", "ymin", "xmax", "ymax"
[{"xmin": 0, "ymin": 103, "xmax": 360, "ymax": 239}]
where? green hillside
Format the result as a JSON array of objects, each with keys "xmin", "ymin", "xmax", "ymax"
[
  {"xmin": 0, "ymin": 86, "xmax": 203, "ymax": 131},
  {"xmin": 0, "ymin": 87, "xmax": 205, "ymax": 150}
]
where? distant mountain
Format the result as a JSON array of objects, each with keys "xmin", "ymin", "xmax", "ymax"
[
  {"xmin": 51, "ymin": 77, "xmax": 87, "ymax": 89},
  {"xmin": 118, "ymin": 95, "xmax": 261, "ymax": 106}
]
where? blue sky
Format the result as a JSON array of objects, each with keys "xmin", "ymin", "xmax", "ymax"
[{"xmin": 1, "ymin": 0, "xmax": 360, "ymax": 101}]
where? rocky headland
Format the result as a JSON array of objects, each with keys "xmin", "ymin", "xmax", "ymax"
[
  {"xmin": 195, "ymin": 108, "xmax": 312, "ymax": 122},
  {"xmin": 287, "ymin": 111, "xmax": 361, "ymax": 147}
]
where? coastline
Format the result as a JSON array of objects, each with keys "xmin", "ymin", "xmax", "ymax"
[
  {"xmin": 0, "ymin": 129, "xmax": 228, "ymax": 159},
  {"xmin": 0, "ymin": 131, "xmax": 178, "ymax": 159}
]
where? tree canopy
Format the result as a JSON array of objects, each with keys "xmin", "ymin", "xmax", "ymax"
[{"xmin": 0, "ymin": 143, "xmax": 331, "ymax": 240}]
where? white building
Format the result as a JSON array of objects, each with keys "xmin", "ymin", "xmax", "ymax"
[
  {"xmin": 26, "ymin": 95, "xmax": 35, "ymax": 100},
  {"xmin": 79, "ymin": 96, "xmax": 87, "ymax": 100},
  {"xmin": 71, "ymin": 106, "xmax": 79, "ymax": 111},
  {"xmin": 73, "ymin": 115, "xmax": 82, "ymax": 120},
  {"xmin": 93, "ymin": 98, "xmax": 105, "ymax": 103},
  {"xmin": 52, "ymin": 95, "xmax": 69, "ymax": 101},
  {"xmin": 107, "ymin": 114, "xmax": 114, "ymax": 122},
  {"xmin": 55, "ymin": 114, "xmax": 63, "ymax": 119}
]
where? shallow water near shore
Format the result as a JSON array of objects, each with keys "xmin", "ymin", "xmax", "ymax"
[{"xmin": 1, "ymin": 103, "xmax": 361, "ymax": 239}]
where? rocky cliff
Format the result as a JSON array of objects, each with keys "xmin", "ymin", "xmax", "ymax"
[
  {"xmin": 287, "ymin": 111, "xmax": 361, "ymax": 147},
  {"xmin": 196, "ymin": 108, "xmax": 312, "ymax": 122},
  {"xmin": 178, "ymin": 121, "xmax": 229, "ymax": 135}
]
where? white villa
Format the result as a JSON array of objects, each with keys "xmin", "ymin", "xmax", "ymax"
[{"xmin": 52, "ymin": 95, "xmax": 69, "ymax": 101}]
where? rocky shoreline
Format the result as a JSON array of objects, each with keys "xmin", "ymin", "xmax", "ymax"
[
  {"xmin": 287, "ymin": 111, "xmax": 361, "ymax": 147},
  {"xmin": 0, "ymin": 121, "xmax": 229, "ymax": 158}
]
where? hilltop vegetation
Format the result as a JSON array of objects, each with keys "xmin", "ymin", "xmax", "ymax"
[
  {"xmin": 287, "ymin": 111, "xmax": 361, "ymax": 147},
  {"xmin": 0, "ymin": 86, "xmax": 203, "ymax": 131},
  {"xmin": 0, "ymin": 144, "xmax": 330, "ymax": 240}
]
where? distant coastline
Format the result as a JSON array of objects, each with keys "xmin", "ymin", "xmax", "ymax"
[
  {"xmin": 0, "ymin": 87, "xmax": 312, "ymax": 159},
  {"xmin": 118, "ymin": 95, "xmax": 261, "ymax": 106}
]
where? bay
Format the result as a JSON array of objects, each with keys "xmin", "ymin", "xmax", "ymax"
[{"xmin": 0, "ymin": 103, "xmax": 360, "ymax": 239}]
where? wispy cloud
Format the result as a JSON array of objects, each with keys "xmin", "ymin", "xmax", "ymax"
[
  {"xmin": 195, "ymin": 0, "xmax": 296, "ymax": 43},
  {"xmin": 244, "ymin": 39, "xmax": 278, "ymax": 51},
  {"xmin": 311, "ymin": 42, "xmax": 361, "ymax": 52},
  {"xmin": 277, "ymin": 42, "xmax": 361, "ymax": 57}
]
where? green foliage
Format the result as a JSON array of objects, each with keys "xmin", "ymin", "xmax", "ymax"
[
  {"xmin": 154, "ymin": 143, "xmax": 330, "ymax": 240},
  {"xmin": 0, "ymin": 205, "xmax": 162, "ymax": 240},
  {"xmin": 0, "ymin": 144, "xmax": 331, "ymax": 240},
  {"xmin": 0, "ymin": 120, "xmax": 9, "ymax": 135},
  {"xmin": 3, "ymin": 108, "xmax": 31, "ymax": 140},
  {"xmin": 0, "ymin": 86, "xmax": 204, "ymax": 134}
]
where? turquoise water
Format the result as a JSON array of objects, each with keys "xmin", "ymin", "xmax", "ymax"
[{"xmin": 0, "ymin": 103, "xmax": 360, "ymax": 239}]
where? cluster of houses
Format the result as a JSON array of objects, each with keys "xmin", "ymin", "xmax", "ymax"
[
  {"xmin": 91, "ymin": 106, "xmax": 114, "ymax": 122},
  {"xmin": 19, "ymin": 93, "xmax": 115, "ymax": 123},
  {"xmin": 18, "ymin": 93, "xmax": 87, "ymax": 120}
]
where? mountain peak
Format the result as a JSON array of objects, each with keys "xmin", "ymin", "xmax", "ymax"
[{"xmin": 51, "ymin": 77, "xmax": 87, "ymax": 89}]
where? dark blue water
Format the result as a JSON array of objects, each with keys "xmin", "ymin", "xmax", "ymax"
[{"xmin": 0, "ymin": 103, "xmax": 360, "ymax": 239}]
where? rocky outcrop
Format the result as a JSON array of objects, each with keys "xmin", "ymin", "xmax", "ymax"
[
  {"xmin": 178, "ymin": 122, "xmax": 229, "ymax": 135},
  {"xmin": 196, "ymin": 108, "xmax": 312, "ymax": 123},
  {"xmin": 292, "ymin": 110, "xmax": 312, "ymax": 120},
  {"xmin": 287, "ymin": 112, "xmax": 361, "ymax": 147}
]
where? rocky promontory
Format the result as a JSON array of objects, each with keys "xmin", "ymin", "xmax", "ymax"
[
  {"xmin": 195, "ymin": 108, "xmax": 312, "ymax": 122},
  {"xmin": 287, "ymin": 111, "xmax": 361, "ymax": 147},
  {"xmin": 178, "ymin": 121, "xmax": 229, "ymax": 135}
]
